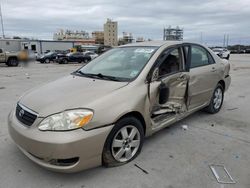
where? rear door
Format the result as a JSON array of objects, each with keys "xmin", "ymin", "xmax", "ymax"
[
  {"xmin": 148, "ymin": 46, "xmax": 189, "ymax": 128},
  {"xmin": 187, "ymin": 45, "xmax": 220, "ymax": 110},
  {"xmin": 70, "ymin": 53, "xmax": 79, "ymax": 61}
]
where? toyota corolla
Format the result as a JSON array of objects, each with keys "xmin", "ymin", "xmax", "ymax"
[{"xmin": 8, "ymin": 41, "xmax": 231, "ymax": 172}]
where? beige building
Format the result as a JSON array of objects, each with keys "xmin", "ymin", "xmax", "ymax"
[
  {"xmin": 92, "ymin": 31, "xmax": 104, "ymax": 44},
  {"xmin": 104, "ymin": 19, "xmax": 118, "ymax": 46}
]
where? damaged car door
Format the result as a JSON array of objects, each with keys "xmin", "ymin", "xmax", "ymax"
[{"xmin": 148, "ymin": 47, "xmax": 189, "ymax": 131}]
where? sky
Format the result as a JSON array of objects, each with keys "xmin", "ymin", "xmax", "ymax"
[{"xmin": 1, "ymin": 0, "xmax": 250, "ymax": 46}]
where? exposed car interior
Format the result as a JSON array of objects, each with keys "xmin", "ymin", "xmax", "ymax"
[{"xmin": 158, "ymin": 49, "xmax": 181, "ymax": 76}]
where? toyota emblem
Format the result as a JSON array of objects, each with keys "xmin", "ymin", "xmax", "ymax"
[{"xmin": 19, "ymin": 109, "xmax": 25, "ymax": 117}]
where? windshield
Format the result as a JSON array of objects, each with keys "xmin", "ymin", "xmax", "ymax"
[
  {"xmin": 45, "ymin": 52, "xmax": 54, "ymax": 56},
  {"xmin": 78, "ymin": 47, "xmax": 157, "ymax": 81}
]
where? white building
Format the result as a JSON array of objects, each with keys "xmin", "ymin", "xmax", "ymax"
[
  {"xmin": 53, "ymin": 29, "xmax": 90, "ymax": 40},
  {"xmin": 0, "ymin": 39, "xmax": 22, "ymax": 52},
  {"xmin": 21, "ymin": 40, "xmax": 75, "ymax": 53}
]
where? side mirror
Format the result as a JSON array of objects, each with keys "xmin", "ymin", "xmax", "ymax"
[
  {"xmin": 0, "ymin": 49, "xmax": 3, "ymax": 53},
  {"xmin": 159, "ymin": 82, "xmax": 169, "ymax": 105},
  {"xmin": 218, "ymin": 53, "xmax": 223, "ymax": 58}
]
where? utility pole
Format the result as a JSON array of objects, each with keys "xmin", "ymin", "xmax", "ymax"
[
  {"xmin": 0, "ymin": 3, "xmax": 5, "ymax": 39},
  {"xmin": 226, "ymin": 34, "xmax": 229, "ymax": 48},
  {"xmin": 200, "ymin": 32, "xmax": 203, "ymax": 44},
  {"xmin": 223, "ymin": 34, "xmax": 226, "ymax": 48}
]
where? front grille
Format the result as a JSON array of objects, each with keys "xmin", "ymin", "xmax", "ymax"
[{"xmin": 16, "ymin": 103, "xmax": 37, "ymax": 126}]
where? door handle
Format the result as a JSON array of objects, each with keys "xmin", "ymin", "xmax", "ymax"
[
  {"xmin": 211, "ymin": 67, "xmax": 216, "ymax": 72},
  {"xmin": 177, "ymin": 74, "xmax": 186, "ymax": 81}
]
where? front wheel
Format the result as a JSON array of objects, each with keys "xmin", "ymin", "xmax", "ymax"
[
  {"xmin": 7, "ymin": 58, "xmax": 19, "ymax": 66},
  {"xmin": 84, "ymin": 58, "xmax": 89, "ymax": 63},
  {"xmin": 102, "ymin": 117, "xmax": 144, "ymax": 167},
  {"xmin": 205, "ymin": 84, "xmax": 224, "ymax": 114}
]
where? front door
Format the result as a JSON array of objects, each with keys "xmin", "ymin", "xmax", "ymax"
[{"xmin": 149, "ymin": 47, "xmax": 189, "ymax": 130}]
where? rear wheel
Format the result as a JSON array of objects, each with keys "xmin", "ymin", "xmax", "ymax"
[
  {"xmin": 62, "ymin": 59, "xmax": 68, "ymax": 64},
  {"xmin": 205, "ymin": 84, "xmax": 224, "ymax": 114},
  {"xmin": 45, "ymin": 58, "xmax": 50, "ymax": 63},
  {"xmin": 7, "ymin": 58, "xmax": 19, "ymax": 67},
  {"xmin": 102, "ymin": 117, "xmax": 144, "ymax": 167}
]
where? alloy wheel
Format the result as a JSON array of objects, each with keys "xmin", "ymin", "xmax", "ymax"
[
  {"xmin": 111, "ymin": 125, "xmax": 140, "ymax": 162},
  {"xmin": 213, "ymin": 88, "xmax": 223, "ymax": 110}
]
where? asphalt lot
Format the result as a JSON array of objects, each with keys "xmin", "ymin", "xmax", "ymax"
[{"xmin": 0, "ymin": 55, "xmax": 250, "ymax": 188}]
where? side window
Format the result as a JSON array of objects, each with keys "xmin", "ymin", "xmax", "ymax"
[
  {"xmin": 190, "ymin": 46, "xmax": 209, "ymax": 68},
  {"xmin": 158, "ymin": 48, "xmax": 182, "ymax": 77},
  {"xmin": 207, "ymin": 52, "xmax": 216, "ymax": 64}
]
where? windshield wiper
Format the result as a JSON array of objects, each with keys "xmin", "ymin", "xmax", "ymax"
[{"xmin": 75, "ymin": 71, "xmax": 122, "ymax": 81}]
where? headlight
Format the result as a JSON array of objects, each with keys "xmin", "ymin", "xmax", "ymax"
[{"xmin": 38, "ymin": 109, "xmax": 93, "ymax": 131}]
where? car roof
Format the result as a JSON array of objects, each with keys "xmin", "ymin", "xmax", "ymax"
[{"xmin": 121, "ymin": 40, "xmax": 184, "ymax": 47}]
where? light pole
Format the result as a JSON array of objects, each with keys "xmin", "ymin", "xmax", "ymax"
[{"xmin": 0, "ymin": 3, "xmax": 5, "ymax": 39}]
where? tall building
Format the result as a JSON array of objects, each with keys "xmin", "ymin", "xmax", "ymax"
[
  {"xmin": 92, "ymin": 31, "xmax": 104, "ymax": 44},
  {"xmin": 104, "ymin": 19, "xmax": 118, "ymax": 46},
  {"xmin": 163, "ymin": 26, "xmax": 183, "ymax": 41}
]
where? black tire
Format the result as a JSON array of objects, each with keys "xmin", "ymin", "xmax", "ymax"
[
  {"xmin": 62, "ymin": 59, "xmax": 68, "ymax": 64},
  {"xmin": 102, "ymin": 116, "xmax": 144, "ymax": 167},
  {"xmin": 84, "ymin": 58, "xmax": 89, "ymax": 63},
  {"xmin": 7, "ymin": 58, "xmax": 19, "ymax": 67},
  {"xmin": 45, "ymin": 58, "xmax": 50, "ymax": 63},
  {"xmin": 226, "ymin": 55, "xmax": 230, "ymax": 60},
  {"xmin": 204, "ymin": 83, "xmax": 224, "ymax": 114}
]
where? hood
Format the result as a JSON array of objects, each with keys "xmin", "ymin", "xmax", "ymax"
[{"xmin": 19, "ymin": 75, "xmax": 128, "ymax": 117}]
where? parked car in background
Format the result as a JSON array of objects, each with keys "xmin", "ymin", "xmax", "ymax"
[
  {"xmin": 37, "ymin": 52, "xmax": 58, "ymax": 63},
  {"xmin": 0, "ymin": 48, "xmax": 20, "ymax": 66},
  {"xmin": 8, "ymin": 41, "xmax": 231, "ymax": 172},
  {"xmin": 56, "ymin": 52, "xmax": 91, "ymax": 64},
  {"xmin": 245, "ymin": 49, "xmax": 250, "ymax": 54},
  {"xmin": 212, "ymin": 48, "xmax": 230, "ymax": 60},
  {"xmin": 83, "ymin": 51, "xmax": 98, "ymax": 60},
  {"xmin": 27, "ymin": 50, "xmax": 39, "ymax": 61}
]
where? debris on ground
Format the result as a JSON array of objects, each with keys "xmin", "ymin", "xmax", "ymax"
[
  {"xmin": 181, "ymin": 125, "xmax": 188, "ymax": 130},
  {"xmin": 238, "ymin": 95, "xmax": 245, "ymax": 98},
  {"xmin": 233, "ymin": 154, "xmax": 240, "ymax": 159},
  {"xmin": 25, "ymin": 73, "xmax": 30, "ymax": 79},
  {"xmin": 227, "ymin": 108, "xmax": 238, "ymax": 111},
  {"xmin": 4, "ymin": 74, "xmax": 16, "ymax": 77},
  {"xmin": 209, "ymin": 164, "xmax": 236, "ymax": 184},
  {"xmin": 169, "ymin": 155, "xmax": 174, "ymax": 159},
  {"xmin": 134, "ymin": 164, "xmax": 149, "ymax": 174},
  {"xmin": 211, "ymin": 124, "xmax": 215, "ymax": 127}
]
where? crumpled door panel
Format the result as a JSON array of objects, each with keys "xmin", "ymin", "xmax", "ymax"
[{"xmin": 149, "ymin": 72, "xmax": 189, "ymax": 122}]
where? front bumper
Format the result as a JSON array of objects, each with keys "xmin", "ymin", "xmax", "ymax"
[{"xmin": 8, "ymin": 110, "xmax": 113, "ymax": 173}]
